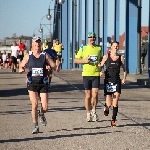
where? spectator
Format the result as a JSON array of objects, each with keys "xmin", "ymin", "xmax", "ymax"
[
  {"xmin": 2, "ymin": 51, "xmax": 8, "ymax": 68},
  {"xmin": 18, "ymin": 38, "xmax": 26, "ymax": 62},
  {"xmin": 11, "ymin": 42, "xmax": 19, "ymax": 72}
]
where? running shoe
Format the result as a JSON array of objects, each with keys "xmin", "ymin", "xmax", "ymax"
[
  {"xmin": 111, "ymin": 120, "xmax": 116, "ymax": 127},
  {"xmin": 104, "ymin": 107, "xmax": 109, "ymax": 116},
  {"xmin": 86, "ymin": 113, "xmax": 92, "ymax": 122},
  {"xmin": 91, "ymin": 111, "xmax": 99, "ymax": 122},
  {"xmin": 32, "ymin": 126, "xmax": 39, "ymax": 134},
  {"xmin": 39, "ymin": 113, "xmax": 47, "ymax": 126}
]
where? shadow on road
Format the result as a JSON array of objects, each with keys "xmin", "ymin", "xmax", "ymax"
[
  {"xmin": 0, "ymin": 88, "xmax": 28, "ymax": 97},
  {"xmin": 0, "ymin": 130, "xmax": 112, "ymax": 143}
]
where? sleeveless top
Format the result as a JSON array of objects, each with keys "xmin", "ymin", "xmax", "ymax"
[
  {"xmin": 105, "ymin": 54, "xmax": 122, "ymax": 83},
  {"xmin": 27, "ymin": 51, "xmax": 47, "ymax": 83}
]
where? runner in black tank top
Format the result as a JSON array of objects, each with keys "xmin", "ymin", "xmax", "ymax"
[
  {"xmin": 19, "ymin": 37, "xmax": 58, "ymax": 134},
  {"xmin": 98, "ymin": 41, "xmax": 127, "ymax": 127},
  {"xmin": 104, "ymin": 54, "xmax": 122, "ymax": 95}
]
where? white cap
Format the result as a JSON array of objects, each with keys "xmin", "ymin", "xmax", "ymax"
[{"xmin": 32, "ymin": 37, "xmax": 41, "ymax": 42}]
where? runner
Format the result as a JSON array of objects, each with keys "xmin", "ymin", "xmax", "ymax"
[
  {"xmin": 18, "ymin": 38, "xmax": 26, "ymax": 63},
  {"xmin": 53, "ymin": 39, "xmax": 64, "ymax": 68},
  {"xmin": 52, "ymin": 39, "xmax": 56, "ymax": 49},
  {"xmin": 2, "ymin": 51, "xmax": 8, "ymax": 68},
  {"xmin": 42, "ymin": 39, "xmax": 48, "ymax": 51},
  {"xmin": 44, "ymin": 42, "xmax": 58, "ymax": 87},
  {"xmin": 98, "ymin": 41, "xmax": 127, "ymax": 127},
  {"xmin": 74, "ymin": 32, "xmax": 102, "ymax": 122},
  {"xmin": 11, "ymin": 42, "xmax": 19, "ymax": 72},
  {"xmin": 19, "ymin": 37, "xmax": 58, "ymax": 134}
]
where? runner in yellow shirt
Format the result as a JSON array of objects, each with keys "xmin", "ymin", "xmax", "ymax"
[
  {"xmin": 52, "ymin": 39, "xmax": 56, "ymax": 49},
  {"xmin": 42, "ymin": 40, "xmax": 48, "ymax": 51},
  {"xmin": 53, "ymin": 39, "xmax": 64, "ymax": 67},
  {"xmin": 74, "ymin": 32, "xmax": 102, "ymax": 122}
]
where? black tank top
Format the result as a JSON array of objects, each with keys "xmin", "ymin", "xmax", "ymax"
[
  {"xmin": 27, "ymin": 52, "xmax": 47, "ymax": 82},
  {"xmin": 105, "ymin": 54, "xmax": 122, "ymax": 83}
]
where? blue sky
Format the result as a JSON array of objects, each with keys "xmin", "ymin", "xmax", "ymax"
[{"xmin": 0, "ymin": 0, "xmax": 149, "ymax": 40}]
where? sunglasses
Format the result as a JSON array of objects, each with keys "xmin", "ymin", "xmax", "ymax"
[{"xmin": 88, "ymin": 36, "xmax": 96, "ymax": 38}]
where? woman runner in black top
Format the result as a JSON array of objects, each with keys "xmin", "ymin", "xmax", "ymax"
[{"xmin": 99, "ymin": 41, "xmax": 127, "ymax": 127}]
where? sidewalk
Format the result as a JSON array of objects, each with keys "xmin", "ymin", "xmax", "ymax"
[
  {"xmin": 0, "ymin": 69, "xmax": 150, "ymax": 150},
  {"xmin": 71, "ymin": 68, "xmax": 150, "ymax": 85}
]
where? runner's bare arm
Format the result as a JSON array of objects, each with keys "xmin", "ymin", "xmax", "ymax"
[
  {"xmin": 121, "ymin": 55, "xmax": 127, "ymax": 80},
  {"xmin": 98, "ymin": 55, "xmax": 107, "ymax": 67},
  {"xmin": 45, "ymin": 53, "xmax": 56, "ymax": 69},
  {"xmin": 98, "ymin": 55, "xmax": 107, "ymax": 76},
  {"xmin": 74, "ymin": 57, "xmax": 90, "ymax": 64},
  {"xmin": 19, "ymin": 54, "xmax": 29, "ymax": 73},
  {"xmin": 20, "ymin": 54, "xmax": 29, "ymax": 66}
]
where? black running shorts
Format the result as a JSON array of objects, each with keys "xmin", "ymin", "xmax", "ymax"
[
  {"xmin": 27, "ymin": 83, "xmax": 48, "ymax": 93},
  {"xmin": 83, "ymin": 76, "xmax": 100, "ymax": 90},
  {"xmin": 11, "ymin": 56, "xmax": 17, "ymax": 64},
  {"xmin": 104, "ymin": 79, "xmax": 121, "ymax": 96}
]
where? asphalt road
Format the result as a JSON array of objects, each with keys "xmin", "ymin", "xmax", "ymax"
[{"xmin": 0, "ymin": 69, "xmax": 150, "ymax": 150}]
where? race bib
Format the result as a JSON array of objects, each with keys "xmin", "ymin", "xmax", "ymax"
[
  {"xmin": 7, "ymin": 59, "xmax": 9, "ymax": 61},
  {"xmin": 88, "ymin": 55, "xmax": 98, "ymax": 63},
  {"xmin": 106, "ymin": 84, "xmax": 117, "ymax": 92},
  {"xmin": 32, "ymin": 68, "xmax": 43, "ymax": 77}
]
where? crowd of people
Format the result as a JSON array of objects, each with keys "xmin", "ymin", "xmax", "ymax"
[
  {"xmin": 0, "ymin": 39, "xmax": 26, "ymax": 71},
  {"xmin": 0, "ymin": 33, "xmax": 128, "ymax": 133},
  {"xmin": 0, "ymin": 38, "xmax": 64, "ymax": 72},
  {"xmin": 18, "ymin": 32, "xmax": 128, "ymax": 134}
]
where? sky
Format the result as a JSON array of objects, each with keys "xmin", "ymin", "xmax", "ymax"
[{"xmin": 0, "ymin": 0, "xmax": 149, "ymax": 40}]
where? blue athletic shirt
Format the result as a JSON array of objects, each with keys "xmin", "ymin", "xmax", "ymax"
[{"xmin": 44, "ymin": 49, "xmax": 57, "ymax": 61}]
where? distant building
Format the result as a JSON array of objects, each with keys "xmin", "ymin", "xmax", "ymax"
[
  {"xmin": 0, "ymin": 36, "xmax": 32, "ymax": 53},
  {"xmin": 111, "ymin": 26, "xmax": 148, "ymax": 52}
]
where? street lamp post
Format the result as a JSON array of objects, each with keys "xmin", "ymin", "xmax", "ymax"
[
  {"xmin": 38, "ymin": 13, "xmax": 52, "ymax": 42},
  {"xmin": 46, "ymin": 0, "xmax": 65, "ymax": 41},
  {"xmin": 57, "ymin": 0, "xmax": 65, "ymax": 4},
  {"xmin": 46, "ymin": 9, "xmax": 52, "ymax": 42},
  {"xmin": 38, "ymin": 24, "xmax": 43, "ymax": 42},
  {"xmin": 39, "ymin": 24, "xmax": 51, "ymax": 42},
  {"xmin": 33, "ymin": 27, "xmax": 38, "ymax": 37}
]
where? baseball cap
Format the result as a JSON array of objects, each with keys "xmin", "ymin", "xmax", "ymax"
[
  {"xmin": 32, "ymin": 37, "xmax": 41, "ymax": 42},
  {"xmin": 88, "ymin": 32, "xmax": 96, "ymax": 38}
]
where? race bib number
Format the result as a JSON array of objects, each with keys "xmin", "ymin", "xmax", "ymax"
[
  {"xmin": 32, "ymin": 68, "xmax": 43, "ymax": 77},
  {"xmin": 106, "ymin": 84, "xmax": 117, "ymax": 92},
  {"xmin": 88, "ymin": 55, "xmax": 98, "ymax": 63}
]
